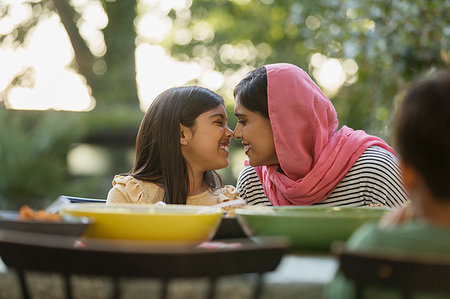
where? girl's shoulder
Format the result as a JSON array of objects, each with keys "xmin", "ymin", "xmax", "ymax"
[
  {"xmin": 108, "ymin": 175, "xmax": 164, "ymax": 204},
  {"xmin": 112, "ymin": 175, "xmax": 160, "ymax": 190}
]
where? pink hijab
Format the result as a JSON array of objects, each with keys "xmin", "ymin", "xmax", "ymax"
[{"xmin": 253, "ymin": 63, "xmax": 396, "ymax": 205}]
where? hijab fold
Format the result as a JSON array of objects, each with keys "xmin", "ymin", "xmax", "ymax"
[{"xmin": 254, "ymin": 63, "xmax": 395, "ymax": 205}]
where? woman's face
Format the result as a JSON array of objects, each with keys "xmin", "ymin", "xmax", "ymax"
[
  {"xmin": 181, "ymin": 105, "xmax": 233, "ymax": 172},
  {"xmin": 234, "ymin": 98, "xmax": 278, "ymax": 166}
]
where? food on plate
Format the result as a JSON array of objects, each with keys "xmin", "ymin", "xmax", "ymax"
[
  {"xmin": 368, "ymin": 203, "xmax": 386, "ymax": 208},
  {"xmin": 215, "ymin": 185, "xmax": 246, "ymax": 217},
  {"xmin": 19, "ymin": 205, "xmax": 62, "ymax": 222}
]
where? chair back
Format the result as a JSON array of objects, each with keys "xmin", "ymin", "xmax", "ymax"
[
  {"xmin": 59, "ymin": 195, "xmax": 106, "ymax": 204},
  {"xmin": 333, "ymin": 242, "xmax": 450, "ymax": 299}
]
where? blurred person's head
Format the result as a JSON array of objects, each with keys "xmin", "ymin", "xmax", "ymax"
[
  {"xmin": 394, "ymin": 69, "xmax": 450, "ymax": 223},
  {"xmin": 131, "ymin": 86, "xmax": 232, "ymax": 204}
]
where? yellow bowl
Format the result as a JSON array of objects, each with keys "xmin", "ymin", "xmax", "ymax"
[{"xmin": 61, "ymin": 203, "xmax": 223, "ymax": 244}]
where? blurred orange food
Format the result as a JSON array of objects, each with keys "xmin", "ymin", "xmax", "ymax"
[{"xmin": 19, "ymin": 205, "xmax": 62, "ymax": 222}]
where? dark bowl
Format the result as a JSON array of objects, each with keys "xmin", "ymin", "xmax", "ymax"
[
  {"xmin": 0, "ymin": 210, "xmax": 91, "ymax": 237},
  {"xmin": 212, "ymin": 216, "xmax": 248, "ymax": 240}
]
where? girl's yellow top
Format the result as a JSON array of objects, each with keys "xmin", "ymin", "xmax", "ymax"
[{"xmin": 106, "ymin": 175, "xmax": 242, "ymax": 207}]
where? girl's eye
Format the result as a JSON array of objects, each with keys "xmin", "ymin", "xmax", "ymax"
[
  {"xmin": 238, "ymin": 120, "xmax": 247, "ymax": 125},
  {"xmin": 215, "ymin": 120, "xmax": 224, "ymax": 125}
]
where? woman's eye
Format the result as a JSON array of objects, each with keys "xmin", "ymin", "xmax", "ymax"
[
  {"xmin": 215, "ymin": 120, "xmax": 224, "ymax": 125},
  {"xmin": 238, "ymin": 120, "xmax": 246, "ymax": 125}
]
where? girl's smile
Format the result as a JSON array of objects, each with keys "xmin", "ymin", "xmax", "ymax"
[{"xmin": 219, "ymin": 142, "xmax": 230, "ymax": 154}]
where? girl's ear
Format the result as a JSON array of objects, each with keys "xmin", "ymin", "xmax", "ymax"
[{"xmin": 180, "ymin": 124, "xmax": 193, "ymax": 146}]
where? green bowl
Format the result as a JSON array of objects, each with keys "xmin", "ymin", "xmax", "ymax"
[{"xmin": 236, "ymin": 206, "xmax": 387, "ymax": 252}]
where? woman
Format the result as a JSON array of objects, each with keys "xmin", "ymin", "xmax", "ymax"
[{"xmin": 233, "ymin": 63, "xmax": 407, "ymax": 207}]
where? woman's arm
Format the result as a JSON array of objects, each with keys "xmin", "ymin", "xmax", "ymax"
[{"xmin": 236, "ymin": 165, "xmax": 272, "ymax": 206}]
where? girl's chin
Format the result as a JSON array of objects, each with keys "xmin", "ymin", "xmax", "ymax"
[
  {"xmin": 221, "ymin": 160, "xmax": 230, "ymax": 168},
  {"xmin": 211, "ymin": 160, "xmax": 229, "ymax": 170}
]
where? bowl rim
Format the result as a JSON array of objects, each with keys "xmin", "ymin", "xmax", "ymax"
[
  {"xmin": 235, "ymin": 206, "xmax": 388, "ymax": 218},
  {"xmin": 62, "ymin": 203, "xmax": 223, "ymax": 216}
]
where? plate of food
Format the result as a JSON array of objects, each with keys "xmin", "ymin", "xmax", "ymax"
[
  {"xmin": 236, "ymin": 206, "xmax": 388, "ymax": 252},
  {"xmin": 0, "ymin": 205, "xmax": 91, "ymax": 236},
  {"xmin": 61, "ymin": 203, "xmax": 223, "ymax": 245}
]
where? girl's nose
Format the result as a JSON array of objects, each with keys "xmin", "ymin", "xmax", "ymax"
[{"xmin": 225, "ymin": 126, "xmax": 233, "ymax": 138}]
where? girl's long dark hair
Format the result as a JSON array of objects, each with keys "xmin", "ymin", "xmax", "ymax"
[{"xmin": 130, "ymin": 86, "xmax": 224, "ymax": 204}]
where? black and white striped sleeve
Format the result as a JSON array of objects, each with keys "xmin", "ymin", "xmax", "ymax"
[
  {"xmin": 357, "ymin": 146, "xmax": 408, "ymax": 207},
  {"xmin": 236, "ymin": 165, "xmax": 272, "ymax": 206},
  {"xmin": 315, "ymin": 146, "xmax": 408, "ymax": 208}
]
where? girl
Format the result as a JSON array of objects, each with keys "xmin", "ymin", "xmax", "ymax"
[
  {"xmin": 107, "ymin": 86, "xmax": 241, "ymax": 207},
  {"xmin": 233, "ymin": 63, "xmax": 408, "ymax": 207}
]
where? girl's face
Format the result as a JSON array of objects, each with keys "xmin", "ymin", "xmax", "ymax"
[
  {"xmin": 181, "ymin": 105, "xmax": 233, "ymax": 172},
  {"xmin": 234, "ymin": 98, "xmax": 278, "ymax": 166}
]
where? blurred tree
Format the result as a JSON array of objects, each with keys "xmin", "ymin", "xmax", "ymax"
[
  {"xmin": 0, "ymin": 0, "xmax": 139, "ymax": 107},
  {"xmin": 165, "ymin": 0, "xmax": 449, "ymax": 139},
  {"xmin": 0, "ymin": 0, "xmax": 142, "ymax": 207},
  {"xmin": 2, "ymin": 0, "xmax": 448, "ymax": 131}
]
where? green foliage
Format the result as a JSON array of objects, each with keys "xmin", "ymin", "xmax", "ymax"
[
  {"xmin": 0, "ymin": 0, "xmax": 142, "ymax": 206},
  {"xmin": 0, "ymin": 108, "xmax": 88, "ymax": 208},
  {"xmin": 85, "ymin": 105, "xmax": 144, "ymax": 132},
  {"xmin": 1, "ymin": 0, "xmax": 139, "ymax": 107},
  {"xmin": 0, "ymin": 105, "xmax": 145, "ymax": 208},
  {"xmin": 166, "ymin": 0, "xmax": 449, "ymax": 139}
]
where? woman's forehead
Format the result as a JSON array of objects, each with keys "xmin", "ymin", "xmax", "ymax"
[
  {"xmin": 234, "ymin": 99, "xmax": 248, "ymax": 115},
  {"xmin": 235, "ymin": 101, "xmax": 263, "ymax": 119}
]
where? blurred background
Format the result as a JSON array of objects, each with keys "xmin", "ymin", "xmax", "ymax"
[{"xmin": 0, "ymin": 0, "xmax": 448, "ymax": 209}]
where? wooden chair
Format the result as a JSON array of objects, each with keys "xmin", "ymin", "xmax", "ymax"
[
  {"xmin": 333, "ymin": 242, "xmax": 450, "ymax": 299},
  {"xmin": 0, "ymin": 229, "xmax": 287, "ymax": 299},
  {"xmin": 59, "ymin": 195, "xmax": 107, "ymax": 204}
]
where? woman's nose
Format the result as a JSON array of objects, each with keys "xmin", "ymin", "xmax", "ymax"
[{"xmin": 233, "ymin": 124, "xmax": 242, "ymax": 139}]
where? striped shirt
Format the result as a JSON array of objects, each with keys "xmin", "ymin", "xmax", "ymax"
[{"xmin": 236, "ymin": 146, "xmax": 408, "ymax": 208}]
